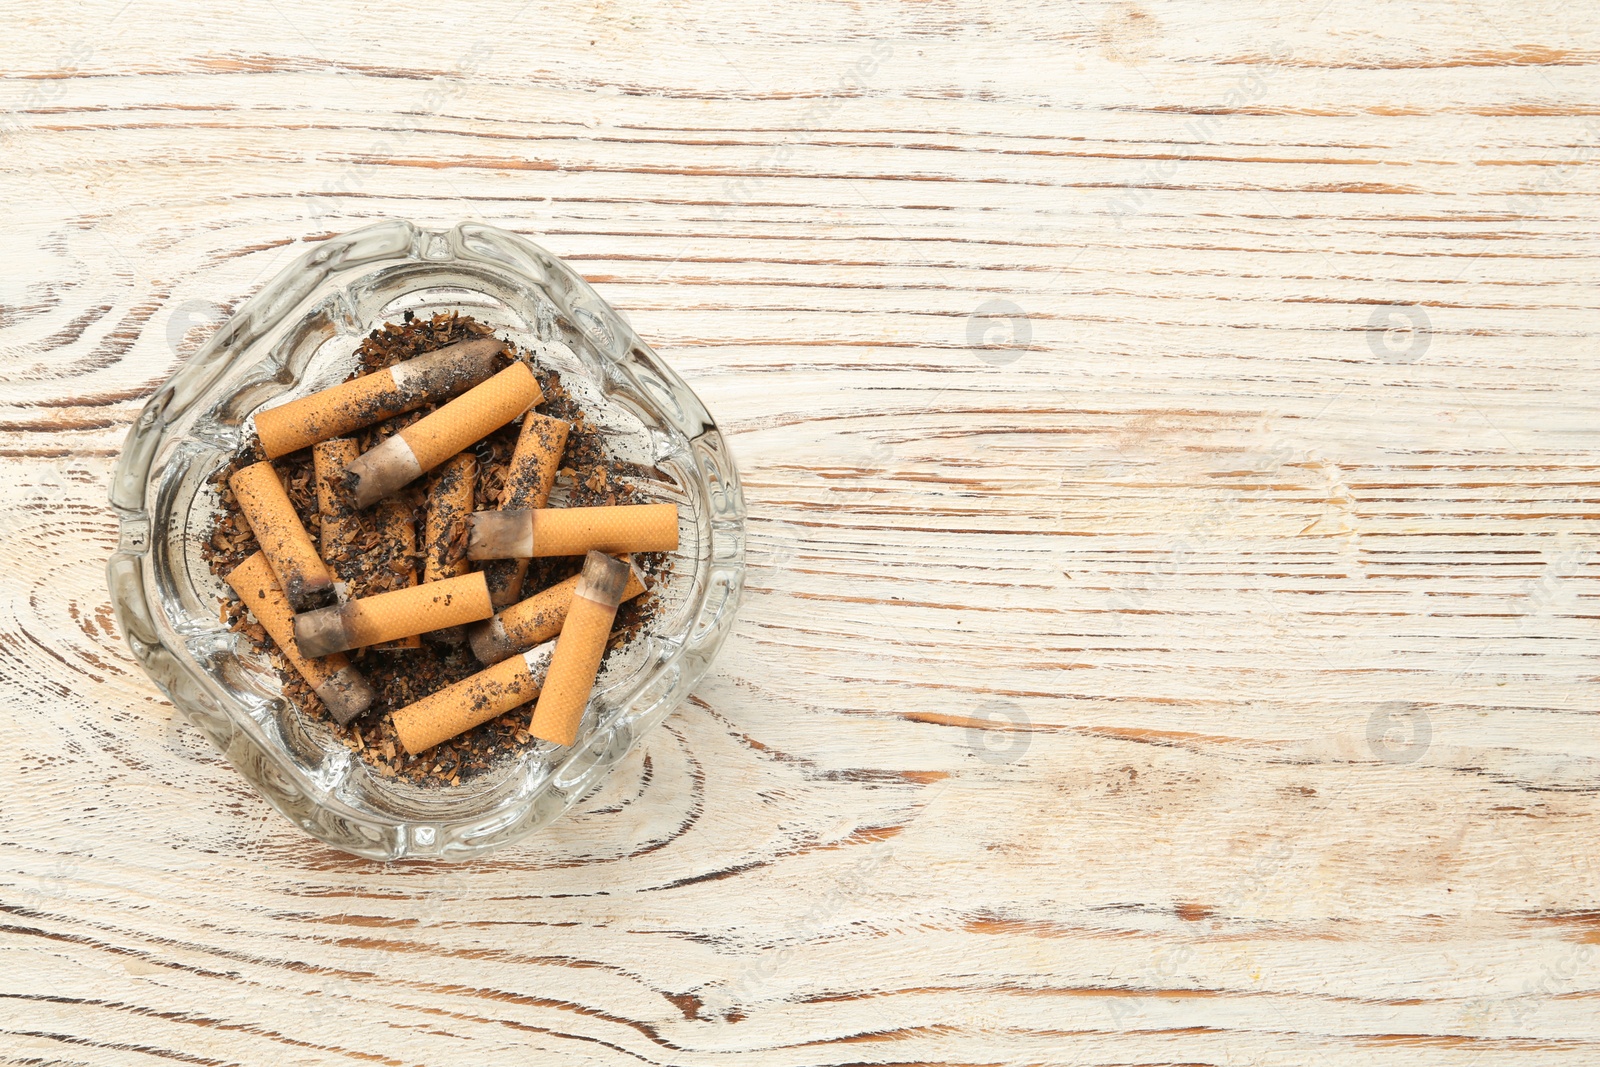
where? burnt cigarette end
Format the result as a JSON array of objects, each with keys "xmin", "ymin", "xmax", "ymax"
[
  {"xmin": 371, "ymin": 494, "xmax": 422, "ymax": 650},
  {"xmin": 468, "ymin": 555, "xmax": 648, "ymax": 666},
  {"xmin": 254, "ymin": 338, "xmax": 510, "ymax": 459},
  {"xmin": 293, "ymin": 605, "xmax": 354, "ymax": 660},
  {"xmin": 521, "ymin": 639, "xmax": 556, "ymax": 682},
  {"xmin": 284, "ymin": 574, "xmax": 337, "ymax": 613},
  {"xmin": 624, "ymin": 555, "xmax": 651, "ymax": 598},
  {"xmin": 575, "ymin": 551, "xmax": 631, "ymax": 608},
  {"xmin": 467, "ymin": 617, "xmax": 515, "ymax": 666},
  {"xmin": 480, "ymin": 412, "xmax": 571, "ymax": 609},
  {"xmin": 225, "ymin": 551, "xmax": 374, "ymax": 728},
  {"xmin": 294, "ymin": 571, "xmax": 492, "ymax": 656},
  {"xmin": 314, "ymin": 666, "xmax": 376, "ymax": 726},
  {"xmin": 392, "ymin": 338, "xmax": 508, "ymax": 397},
  {"xmin": 483, "ymin": 557, "xmax": 531, "ymax": 611},
  {"xmin": 467, "ymin": 509, "xmax": 534, "ymax": 560},
  {"xmin": 347, "ymin": 434, "xmax": 423, "ymax": 509},
  {"xmin": 392, "ymin": 361, "xmax": 542, "ymax": 476},
  {"xmin": 229, "ymin": 461, "xmax": 336, "ymax": 613}
]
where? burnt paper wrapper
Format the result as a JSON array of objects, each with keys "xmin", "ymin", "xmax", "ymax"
[
  {"xmin": 314, "ymin": 666, "xmax": 378, "ymax": 727},
  {"xmin": 223, "ymin": 552, "xmax": 375, "ymax": 726},
  {"xmin": 253, "ymin": 337, "xmax": 507, "ymax": 458},
  {"xmin": 229, "ymin": 460, "xmax": 336, "ymax": 613},
  {"xmin": 345, "ymin": 434, "xmax": 423, "ymax": 510},
  {"xmin": 345, "ymin": 362, "xmax": 541, "ymax": 508},
  {"xmin": 468, "ymin": 557, "xmax": 648, "ymax": 665},
  {"xmin": 574, "ymin": 551, "xmax": 632, "ymax": 608},
  {"xmin": 466, "ymin": 509, "xmax": 534, "ymax": 560},
  {"xmin": 292, "ymin": 605, "xmax": 357, "ymax": 660}
]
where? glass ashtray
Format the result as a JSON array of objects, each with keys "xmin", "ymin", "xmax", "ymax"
[{"xmin": 107, "ymin": 219, "xmax": 745, "ymax": 860}]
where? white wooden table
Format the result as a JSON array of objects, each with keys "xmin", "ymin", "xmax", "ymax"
[{"xmin": 4, "ymin": 1, "xmax": 1598, "ymax": 1063}]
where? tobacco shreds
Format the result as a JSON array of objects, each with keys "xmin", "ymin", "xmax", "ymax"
[{"xmin": 202, "ymin": 311, "xmax": 663, "ymax": 785}]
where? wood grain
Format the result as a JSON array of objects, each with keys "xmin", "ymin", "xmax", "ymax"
[{"xmin": 3, "ymin": 0, "xmax": 1599, "ymax": 1063}]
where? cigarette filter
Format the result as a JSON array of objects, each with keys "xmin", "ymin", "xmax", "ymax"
[
  {"xmin": 482, "ymin": 413, "xmax": 570, "ymax": 609},
  {"xmin": 469, "ymin": 557, "xmax": 647, "ymax": 665},
  {"xmin": 467, "ymin": 502, "xmax": 678, "ymax": 561},
  {"xmin": 253, "ymin": 338, "xmax": 506, "ymax": 458},
  {"xmin": 229, "ymin": 461, "xmax": 335, "ymax": 613},
  {"xmin": 392, "ymin": 641, "xmax": 555, "ymax": 755},
  {"xmin": 224, "ymin": 552, "xmax": 374, "ymax": 725},
  {"xmin": 345, "ymin": 361, "xmax": 541, "ymax": 508},
  {"xmin": 292, "ymin": 571, "xmax": 493, "ymax": 658},
  {"xmin": 371, "ymin": 495, "xmax": 423, "ymax": 649},
  {"xmin": 528, "ymin": 552, "xmax": 631, "ymax": 746}
]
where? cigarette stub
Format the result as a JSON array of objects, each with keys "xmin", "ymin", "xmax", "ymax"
[
  {"xmin": 482, "ymin": 413, "xmax": 570, "ymax": 609},
  {"xmin": 229, "ymin": 460, "xmax": 336, "ymax": 613},
  {"xmin": 345, "ymin": 361, "xmax": 542, "ymax": 508},
  {"xmin": 373, "ymin": 494, "xmax": 422, "ymax": 649},
  {"xmin": 253, "ymin": 338, "xmax": 507, "ymax": 458},
  {"xmin": 315, "ymin": 440, "xmax": 416, "ymax": 646},
  {"xmin": 422, "ymin": 451, "xmax": 476, "ymax": 585},
  {"xmin": 423, "ymin": 453, "xmax": 477, "ymax": 585},
  {"xmin": 467, "ymin": 502, "xmax": 679, "ymax": 561},
  {"xmin": 313, "ymin": 438, "xmax": 361, "ymax": 576},
  {"xmin": 224, "ymin": 552, "xmax": 375, "ymax": 726},
  {"xmin": 392, "ymin": 642, "xmax": 555, "ymax": 755},
  {"xmin": 469, "ymin": 556, "xmax": 647, "ymax": 665},
  {"xmin": 292, "ymin": 571, "xmax": 494, "ymax": 659},
  {"xmin": 528, "ymin": 552, "xmax": 631, "ymax": 747},
  {"xmin": 422, "ymin": 452, "xmax": 478, "ymax": 645}
]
